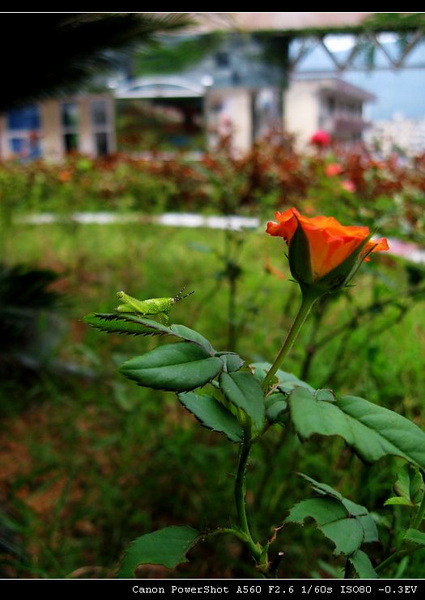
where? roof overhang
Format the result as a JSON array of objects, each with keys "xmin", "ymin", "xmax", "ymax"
[
  {"xmin": 191, "ymin": 12, "xmax": 378, "ymax": 33},
  {"xmin": 113, "ymin": 76, "xmax": 205, "ymax": 99}
]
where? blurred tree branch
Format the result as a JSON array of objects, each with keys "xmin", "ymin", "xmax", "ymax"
[{"xmin": 0, "ymin": 12, "xmax": 194, "ymax": 111}]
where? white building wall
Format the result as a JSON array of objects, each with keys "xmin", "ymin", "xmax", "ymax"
[
  {"xmin": 77, "ymin": 96, "xmax": 95, "ymax": 156},
  {"xmin": 0, "ymin": 115, "xmax": 8, "ymax": 160},
  {"xmin": 205, "ymin": 88, "xmax": 252, "ymax": 154},
  {"xmin": 284, "ymin": 80, "xmax": 320, "ymax": 147},
  {"xmin": 40, "ymin": 100, "xmax": 62, "ymax": 161}
]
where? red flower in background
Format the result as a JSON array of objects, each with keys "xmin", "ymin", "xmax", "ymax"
[
  {"xmin": 310, "ymin": 130, "xmax": 332, "ymax": 148},
  {"xmin": 325, "ymin": 163, "xmax": 342, "ymax": 176},
  {"xmin": 341, "ymin": 180, "xmax": 356, "ymax": 193}
]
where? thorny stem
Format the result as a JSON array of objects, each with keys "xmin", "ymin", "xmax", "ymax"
[
  {"xmin": 262, "ymin": 291, "xmax": 318, "ymax": 392},
  {"xmin": 234, "ymin": 438, "xmax": 263, "ymax": 564},
  {"xmin": 344, "ymin": 558, "xmax": 353, "ymax": 579},
  {"xmin": 375, "ymin": 548, "xmax": 415, "ymax": 574}
]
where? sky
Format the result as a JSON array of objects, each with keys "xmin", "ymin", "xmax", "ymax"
[
  {"xmin": 294, "ymin": 33, "xmax": 425, "ymax": 121},
  {"xmin": 344, "ymin": 70, "xmax": 425, "ymax": 121}
]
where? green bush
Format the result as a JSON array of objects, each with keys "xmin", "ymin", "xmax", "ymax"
[
  {"xmin": 0, "ymin": 219, "xmax": 424, "ymax": 578},
  {"xmin": 0, "ymin": 135, "xmax": 423, "ymax": 246},
  {"xmin": 0, "ymin": 134, "xmax": 424, "ymax": 578}
]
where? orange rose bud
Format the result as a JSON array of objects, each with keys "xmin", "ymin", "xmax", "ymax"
[{"xmin": 266, "ymin": 208, "xmax": 389, "ymax": 296}]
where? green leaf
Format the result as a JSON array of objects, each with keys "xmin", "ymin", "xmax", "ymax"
[
  {"xmin": 297, "ymin": 473, "xmax": 379, "ymax": 545},
  {"xmin": 404, "ymin": 528, "xmax": 425, "ymax": 547},
  {"xmin": 117, "ymin": 526, "xmax": 199, "ymax": 578},
  {"xmin": 170, "ymin": 324, "xmax": 215, "ymax": 353},
  {"xmin": 84, "ymin": 313, "xmax": 216, "ymax": 353},
  {"xmin": 349, "ymin": 549, "xmax": 379, "ymax": 578},
  {"xmin": 83, "ymin": 312, "xmax": 172, "ymax": 336},
  {"xmin": 119, "ymin": 343, "xmax": 224, "ymax": 392},
  {"xmin": 250, "ymin": 362, "xmax": 314, "ymax": 394},
  {"xmin": 357, "ymin": 513, "xmax": 380, "ymax": 545},
  {"xmin": 286, "ymin": 497, "xmax": 364, "ymax": 556},
  {"xmin": 219, "ymin": 372, "xmax": 265, "ymax": 435},
  {"xmin": 265, "ymin": 393, "xmax": 288, "ymax": 424},
  {"xmin": 288, "ymin": 388, "xmax": 425, "ymax": 469},
  {"xmin": 216, "ymin": 352, "xmax": 245, "ymax": 373},
  {"xmin": 298, "ymin": 473, "xmax": 344, "ymax": 501},
  {"xmin": 384, "ymin": 497, "xmax": 414, "ymax": 507},
  {"xmin": 393, "ymin": 464, "xmax": 424, "ymax": 505},
  {"xmin": 178, "ymin": 391, "xmax": 244, "ymax": 442}
]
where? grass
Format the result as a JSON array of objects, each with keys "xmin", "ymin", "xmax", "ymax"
[{"xmin": 1, "ymin": 219, "xmax": 424, "ymax": 578}]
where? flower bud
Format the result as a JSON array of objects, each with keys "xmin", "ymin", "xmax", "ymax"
[{"xmin": 266, "ymin": 208, "xmax": 389, "ymax": 297}]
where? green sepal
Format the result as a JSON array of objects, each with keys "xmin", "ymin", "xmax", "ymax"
[
  {"xmin": 119, "ymin": 342, "xmax": 224, "ymax": 392},
  {"xmin": 178, "ymin": 391, "xmax": 244, "ymax": 442},
  {"xmin": 287, "ymin": 223, "xmax": 375, "ymax": 297},
  {"xmin": 288, "ymin": 223, "xmax": 313, "ymax": 286},
  {"xmin": 311, "ymin": 235, "xmax": 372, "ymax": 294}
]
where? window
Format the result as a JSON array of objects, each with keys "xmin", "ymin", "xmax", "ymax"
[
  {"xmin": 94, "ymin": 132, "xmax": 109, "ymax": 156},
  {"xmin": 90, "ymin": 99, "xmax": 113, "ymax": 156},
  {"xmin": 63, "ymin": 133, "xmax": 79, "ymax": 153},
  {"xmin": 326, "ymin": 97, "xmax": 335, "ymax": 114},
  {"xmin": 215, "ymin": 52, "xmax": 230, "ymax": 68},
  {"xmin": 116, "ymin": 97, "xmax": 204, "ymax": 154},
  {"xmin": 91, "ymin": 99, "xmax": 108, "ymax": 126},
  {"xmin": 61, "ymin": 102, "xmax": 79, "ymax": 153},
  {"xmin": 7, "ymin": 105, "xmax": 41, "ymax": 130},
  {"xmin": 5, "ymin": 105, "xmax": 42, "ymax": 159},
  {"xmin": 61, "ymin": 102, "xmax": 79, "ymax": 128}
]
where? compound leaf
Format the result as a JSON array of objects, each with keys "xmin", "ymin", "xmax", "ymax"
[{"xmin": 289, "ymin": 388, "xmax": 425, "ymax": 469}]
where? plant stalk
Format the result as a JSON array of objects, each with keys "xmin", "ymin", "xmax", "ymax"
[
  {"xmin": 375, "ymin": 489, "xmax": 425, "ymax": 576},
  {"xmin": 234, "ymin": 438, "xmax": 262, "ymax": 563},
  {"xmin": 412, "ymin": 486, "xmax": 425, "ymax": 530},
  {"xmin": 262, "ymin": 291, "xmax": 318, "ymax": 392},
  {"xmin": 375, "ymin": 548, "xmax": 414, "ymax": 574}
]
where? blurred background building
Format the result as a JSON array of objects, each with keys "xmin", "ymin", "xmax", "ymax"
[{"xmin": 0, "ymin": 12, "xmax": 424, "ymax": 160}]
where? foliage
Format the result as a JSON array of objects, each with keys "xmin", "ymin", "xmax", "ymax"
[
  {"xmin": 0, "ymin": 134, "xmax": 424, "ymax": 579},
  {"xmin": 1, "ymin": 135, "xmax": 424, "ymax": 248},
  {"xmin": 80, "ymin": 209, "xmax": 425, "ymax": 579},
  {"xmin": 0, "ymin": 263, "xmax": 67, "ymax": 377},
  {"xmin": 0, "ymin": 218, "xmax": 424, "ymax": 578},
  {"xmin": 363, "ymin": 13, "xmax": 425, "ymax": 33},
  {"xmin": 0, "ymin": 13, "xmax": 193, "ymax": 111},
  {"xmin": 133, "ymin": 32, "xmax": 224, "ymax": 75}
]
